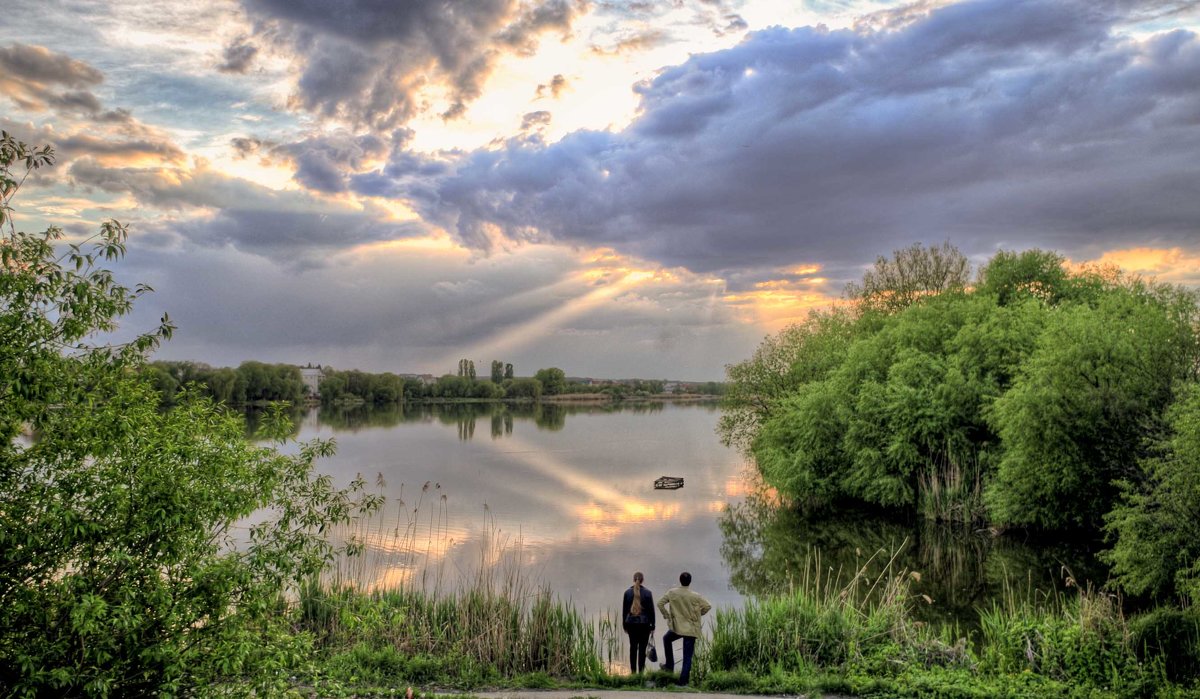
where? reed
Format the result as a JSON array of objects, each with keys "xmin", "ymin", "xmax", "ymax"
[
  {"xmin": 297, "ymin": 482, "xmax": 607, "ymax": 685},
  {"xmin": 296, "ymin": 482, "xmax": 1189, "ymax": 695},
  {"xmin": 917, "ymin": 447, "xmax": 986, "ymax": 524},
  {"xmin": 977, "ymin": 574, "xmax": 1150, "ymax": 689},
  {"xmin": 705, "ymin": 542, "xmax": 953, "ymax": 678}
]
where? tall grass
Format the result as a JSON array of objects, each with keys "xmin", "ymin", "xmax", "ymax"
[
  {"xmin": 294, "ymin": 481, "xmax": 1193, "ymax": 695},
  {"xmin": 977, "ymin": 575, "xmax": 1152, "ymax": 689},
  {"xmin": 706, "ymin": 542, "xmax": 964, "ymax": 680},
  {"xmin": 917, "ymin": 448, "xmax": 986, "ymax": 523},
  {"xmin": 295, "ymin": 480, "xmax": 609, "ymax": 685}
]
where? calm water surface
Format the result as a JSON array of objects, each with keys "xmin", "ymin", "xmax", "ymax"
[{"xmin": 289, "ymin": 401, "xmax": 1105, "ymax": 626}]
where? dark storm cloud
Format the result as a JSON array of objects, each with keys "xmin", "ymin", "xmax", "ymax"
[
  {"xmin": 377, "ymin": 0, "xmax": 1200, "ymax": 278},
  {"xmin": 217, "ymin": 36, "xmax": 259, "ymax": 73},
  {"xmin": 239, "ymin": 0, "xmax": 588, "ymax": 127}
]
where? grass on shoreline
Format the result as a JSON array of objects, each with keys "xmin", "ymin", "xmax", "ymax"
[{"xmin": 280, "ymin": 493, "xmax": 1200, "ymax": 699}]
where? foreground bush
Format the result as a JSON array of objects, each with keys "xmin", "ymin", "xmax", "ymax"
[{"xmin": 0, "ymin": 134, "xmax": 377, "ymax": 696}]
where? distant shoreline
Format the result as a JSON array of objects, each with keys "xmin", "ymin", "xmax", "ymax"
[{"xmin": 317, "ymin": 394, "xmax": 721, "ymax": 408}]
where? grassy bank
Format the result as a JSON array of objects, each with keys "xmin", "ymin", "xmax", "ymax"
[{"xmin": 284, "ymin": 533, "xmax": 1200, "ymax": 698}]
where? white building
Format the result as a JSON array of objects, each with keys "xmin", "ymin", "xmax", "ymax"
[{"xmin": 299, "ymin": 364, "xmax": 324, "ymax": 397}]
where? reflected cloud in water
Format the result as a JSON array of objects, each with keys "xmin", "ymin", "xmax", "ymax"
[{"xmin": 296, "ymin": 401, "xmax": 747, "ymax": 615}]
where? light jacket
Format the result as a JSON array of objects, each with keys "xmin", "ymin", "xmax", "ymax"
[{"xmin": 656, "ymin": 585, "xmax": 711, "ymax": 637}]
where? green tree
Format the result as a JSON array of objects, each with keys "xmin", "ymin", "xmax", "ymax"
[
  {"xmin": 534, "ymin": 367, "xmax": 566, "ymax": 395},
  {"xmin": 719, "ymin": 307, "xmax": 862, "ymax": 451},
  {"xmin": 504, "ymin": 362, "xmax": 514, "ymax": 380},
  {"xmin": 0, "ymin": 134, "xmax": 378, "ymax": 695},
  {"xmin": 975, "ymin": 248, "xmax": 1071, "ymax": 306},
  {"xmin": 844, "ymin": 241, "xmax": 970, "ymax": 314},
  {"xmin": 490, "ymin": 359, "xmax": 503, "ymax": 383},
  {"xmin": 1106, "ymin": 383, "xmax": 1200, "ymax": 601},
  {"xmin": 504, "ymin": 377, "xmax": 542, "ymax": 400},
  {"xmin": 987, "ymin": 282, "xmax": 1197, "ymax": 529}
]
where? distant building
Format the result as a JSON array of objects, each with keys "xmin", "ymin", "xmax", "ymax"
[
  {"xmin": 299, "ymin": 364, "xmax": 324, "ymax": 397},
  {"xmin": 400, "ymin": 373, "xmax": 437, "ymax": 386}
]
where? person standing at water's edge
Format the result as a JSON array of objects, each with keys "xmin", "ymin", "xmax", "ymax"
[
  {"xmin": 656, "ymin": 571, "xmax": 710, "ymax": 686},
  {"xmin": 622, "ymin": 571, "xmax": 655, "ymax": 673}
]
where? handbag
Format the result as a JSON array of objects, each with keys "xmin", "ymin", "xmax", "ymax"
[{"xmin": 646, "ymin": 632, "xmax": 658, "ymax": 663}]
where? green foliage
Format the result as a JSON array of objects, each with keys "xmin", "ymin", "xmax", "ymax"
[
  {"xmin": 977, "ymin": 587, "xmax": 1151, "ymax": 690},
  {"xmin": 975, "ymin": 249, "xmax": 1071, "ymax": 306},
  {"xmin": 1128, "ymin": 607, "xmax": 1200, "ymax": 684},
  {"xmin": 988, "ymin": 282, "xmax": 1197, "ymax": 529},
  {"xmin": 534, "ymin": 367, "xmax": 566, "ymax": 396},
  {"xmin": 0, "ymin": 135, "xmax": 378, "ymax": 696},
  {"xmin": 1105, "ymin": 383, "xmax": 1200, "ymax": 601},
  {"xmin": 504, "ymin": 377, "xmax": 543, "ymax": 400},
  {"xmin": 719, "ymin": 306, "xmax": 861, "ymax": 452},
  {"xmin": 730, "ymin": 242, "xmax": 1200, "ymax": 541}
]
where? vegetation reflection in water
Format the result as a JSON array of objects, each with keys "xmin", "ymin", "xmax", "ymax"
[
  {"xmin": 720, "ymin": 487, "xmax": 1107, "ymax": 633},
  {"xmin": 245, "ymin": 400, "xmax": 669, "ymax": 438}
]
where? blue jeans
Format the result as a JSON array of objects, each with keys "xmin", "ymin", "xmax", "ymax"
[{"xmin": 660, "ymin": 630, "xmax": 696, "ymax": 685}]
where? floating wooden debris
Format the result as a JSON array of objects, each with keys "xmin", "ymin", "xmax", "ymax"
[{"xmin": 654, "ymin": 476, "xmax": 685, "ymax": 490}]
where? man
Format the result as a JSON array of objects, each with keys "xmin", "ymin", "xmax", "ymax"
[{"xmin": 655, "ymin": 571, "xmax": 711, "ymax": 686}]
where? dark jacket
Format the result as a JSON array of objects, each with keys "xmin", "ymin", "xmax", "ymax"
[{"xmin": 622, "ymin": 585, "xmax": 656, "ymax": 632}]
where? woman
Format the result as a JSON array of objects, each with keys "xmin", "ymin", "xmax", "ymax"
[{"xmin": 622, "ymin": 571, "xmax": 656, "ymax": 674}]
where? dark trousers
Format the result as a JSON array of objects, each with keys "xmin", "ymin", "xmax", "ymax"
[
  {"xmin": 626, "ymin": 625, "xmax": 651, "ymax": 673},
  {"xmin": 661, "ymin": 630, "xmax": 696, "ymax": 685}
]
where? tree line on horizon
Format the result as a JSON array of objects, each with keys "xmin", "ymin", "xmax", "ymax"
[
  {"xmin": 721, "ymin": 242, "xmax": 1200, "ymax": 605},
  {"xmin": 143, "ymin": 358, "xmax": 726, "ymax": 407}
]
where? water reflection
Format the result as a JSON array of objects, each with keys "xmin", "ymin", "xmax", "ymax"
[
  {"xmin": 291, "ymin": 401, "xmax": 746, "ymax": 617},
  {"xmin": 719, "ymin": 490, "xmax": 1108, "ymax": 630}
]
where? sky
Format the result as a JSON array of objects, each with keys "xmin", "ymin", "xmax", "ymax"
[{"xmin": 3, "ymin": 0, "xmax": 1199, "ymax": 381}]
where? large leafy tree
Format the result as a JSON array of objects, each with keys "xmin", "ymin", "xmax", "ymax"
[
  {"xmin": 987, "ymin": 281, "xmax": 1198, "ymax": 529},
  {"xmin": 1105, "ymin": 384, "xmax": 1200, "ymax": 602},
  {"xmin": 730, "ymin": 241, "xmax": 1200, "ymax": 544},
  {"xmin": 0, "ymin": 133, "xmax": 378, "ymax": 696},
  {"xmin": 534, "ymin": 366, "xmax": 566, "ymax": 396}
]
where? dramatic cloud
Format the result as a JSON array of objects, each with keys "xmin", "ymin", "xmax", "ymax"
[
  {"xmin": 239, "ymin": 0, "xmax": 586, "ymax": 127},
  {"xmin": 4, "ymin": 0, "xmax": 1199, "ymax": 379},
  {"xmin": 276, "ymin": 131, "xmax": 390, "ymax": 193},
  {"xmin": 115, "ymin": 241, "xmax": 756, "ymax": 378},
  {"xmin": 378, "ymin": 0, "xmax": 1200, "ymax": 282},
  {"xmin": 0, "ymin": 43, "xmax": 105, "ymax": 116}
]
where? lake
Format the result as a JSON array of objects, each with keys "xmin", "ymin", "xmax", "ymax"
[{"xmin": 288, "ymin": 400, "xmax": 1106, "ymax": 628}]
